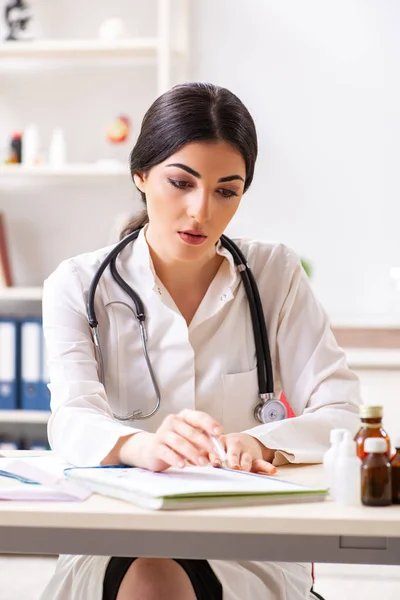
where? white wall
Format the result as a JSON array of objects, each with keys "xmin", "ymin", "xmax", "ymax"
[
  {"xmin": 0, "ymin": 0, "xmax": 399, "ymax": 325},
  {"xmin": 190, "ymin": 0, "xmax": 400, "ymax": 325}
]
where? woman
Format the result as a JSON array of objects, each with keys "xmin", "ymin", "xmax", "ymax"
[{"xmin": 40, "ymin": 82, "xmax": 361, "ymax": 600}]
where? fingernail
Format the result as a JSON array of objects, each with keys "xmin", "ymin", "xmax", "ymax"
[
  {"xmin": 178, "ymin": 461, "xmax": 185, "ymax": 468},
  {"xmin": 213, "ymin": 427, "xmax": 222, "ymax": 435},
  {"xmin": 198, "ymin": 457, "xmax": 208, "ymax": 466},
  {"xmin": 213, "ymin": 459, "xmax": 221, "ymax": 467}
]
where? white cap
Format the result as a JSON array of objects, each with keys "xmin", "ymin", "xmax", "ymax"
[
  {"xmin": 364, "ymin": 437, "xmax": 387, "ymax": 454},
  {"xmin": 339, "ymin": 431, "xmax": 357, "ymax": 457},
  {"xmin": 330, "ymin": 428, "xmax": 347, "ymax": 444}
]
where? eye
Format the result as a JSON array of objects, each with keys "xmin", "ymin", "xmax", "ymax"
[
  {"xmin": 168, "ymin": 178, "xmax": 193, "ymax": 189},
  {"xmin": 217, "ymin": 188, "xmax": 238, "ymax": 198}
]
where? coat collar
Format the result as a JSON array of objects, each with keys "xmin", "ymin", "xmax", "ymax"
[{"xmin": 120, "ymin": 226, "xmax": 240, "ymax": 302}]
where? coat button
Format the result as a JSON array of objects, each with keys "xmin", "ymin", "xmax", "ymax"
[{"xmin": 220, "ymin": 293, "xmax": 227, "ymax": 302}]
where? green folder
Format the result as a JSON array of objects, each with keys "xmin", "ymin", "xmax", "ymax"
[{"xmin": 65, "ymin": 465, "xmax": 328, "ymax": 510}]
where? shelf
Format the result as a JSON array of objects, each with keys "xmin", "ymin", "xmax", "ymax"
[
  {"xmin": 0, "ymin": 38, "xmax": 160, "ymax": 60},
  {"xmin": 0, "ymin": 163, "xmax": 130, "ymax": 178},
  {"xmin": 0, "ymin": 287, "xmax": 42, "ymax": 301},
  {"xmin": 345, "ymin": 348, "xmax": 400, "ymax": 369},
  {"xmin": 0, "ymin": 410, "xmax": 49, "ymax": 424}
]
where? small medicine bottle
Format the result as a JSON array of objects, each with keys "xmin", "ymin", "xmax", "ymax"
[
  {"xmin": 361, "ymin": 437, "xmax": 392, "ymax": 506},
  {"xmin": 390, "ymin": 437, "xmax": 400, "ymax": 504},
  {"xmin": 9, "ymin": 132, "xmax": 22, "ymax": 163},
  {"xmin": 323, "ymin": 428, "xmax": 347, "ymax": 495},
  {"xmin": 354, "ymin": 405, "xmax": 390, "ymax": 460},
  {"xmin": 334, "ymin": 431, "xmax": 361, "ymax": 506}
]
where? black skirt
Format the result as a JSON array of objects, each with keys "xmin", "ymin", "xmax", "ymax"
[{"xmin": 102, "ymin": 556, "xmax": 223, "ymax": 600}]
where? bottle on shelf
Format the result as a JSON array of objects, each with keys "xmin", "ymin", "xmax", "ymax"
[
  {"xmin": 361, "ymin": 437, "xmax": 392, "ymax": 506},
  {"xmin": 354, "ymin": 405, "xmax": 391, "ymax": 460},
  {"xmin": 22, "ymin": 123, "xmax": 40, "ymax": 166},
  {"xmin": 334, "ymin": 431, "xmax": 362, "ymax": 506},
  {"xmin": 48, "ymin": 128, "xmax": 67, "ymax": 167},
  {"xmin": 8, "ymin": 132, "xmax": 22, "ymax": 163},
  {"xmin": 390, "ymin": 437, "xmax": 400, "ymax": 504}
]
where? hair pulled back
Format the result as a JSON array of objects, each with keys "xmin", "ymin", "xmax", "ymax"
[{"xmin": 121, "ymin": 82, "xmax": 258, "ymax": 238}]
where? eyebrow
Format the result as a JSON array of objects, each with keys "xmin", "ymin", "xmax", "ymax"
[{"xmin": 166, "ymin": 163, "xmax": 245, "ymax": 183}]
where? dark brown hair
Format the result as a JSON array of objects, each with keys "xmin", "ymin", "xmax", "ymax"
[{"xmin": 120, "ymin": 82, "xmax": 258, "ymax": 239}]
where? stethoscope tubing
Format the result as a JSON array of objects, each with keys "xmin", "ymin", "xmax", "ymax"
[
  {"xmin": 220, "ymin": 235, "xmax": 274, "ymax": 396},
  {"xmin": 86, "ymin": 228, "xmax": 281, "ymax": 422}
]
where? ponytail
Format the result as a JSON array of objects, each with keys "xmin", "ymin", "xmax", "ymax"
[{"xmin": 119, "ymin": 209, "xmax": 149, "ymax": 240}]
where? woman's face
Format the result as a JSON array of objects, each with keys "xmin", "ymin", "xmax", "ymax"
[{"xmin": 134, "ymin": 140, "xmax": 246, "ymax": 265}]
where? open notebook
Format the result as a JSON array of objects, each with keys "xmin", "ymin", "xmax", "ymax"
[{"xmin": 65, "ymin": 465, "xmax": 328, "ymax": 510}]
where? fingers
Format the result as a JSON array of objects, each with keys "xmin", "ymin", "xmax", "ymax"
[
  {"xmin": 173, "ymin": 419, "xmax": 214, "ymax": 454},
  {"xmin": 226, "ymin": 439, "xmax": 241, "ymax": 470},
  {"xmin": 155, "ymin": 411, "xmax": 223, "ymax": 469},
  {"xmin": 178, "ymin": 409, "xmax": 223, "ymax": 437},
  {"xmin": 209, "ymin": 452, "xmax": 222, "ymax": 468},
  {"xmin": 239, "ymin": 452, "xmax": 253, "ymax": 472},
  {"xmin": 155, "ymin": 443, "xmax": 188, "ymax": 469},
  {"xmin": 162, "ymin": 430, "xmax": 209, "ymax": 467},
  {"xmin": 252, "ymin": 458, "xmax": 277, "ymax": 475}
]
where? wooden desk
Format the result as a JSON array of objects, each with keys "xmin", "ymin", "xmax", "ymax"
[{"xmin": 1, "ymin": 457, "xmax": 400, "ymax": 565}]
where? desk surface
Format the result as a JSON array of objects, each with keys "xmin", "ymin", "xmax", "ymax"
[
  {"xmin": 1, "ymin": 453, "xmax": 400, "ymax": 564},
  {"xmin": 0, "ymin": 457, "xmax": 399, "ymax": 537}
]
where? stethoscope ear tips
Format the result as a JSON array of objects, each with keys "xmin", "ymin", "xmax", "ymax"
[{"xmin": 255, "ymin": 398, "xmax": 288, "ymax": 424}]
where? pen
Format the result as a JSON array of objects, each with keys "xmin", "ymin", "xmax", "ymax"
[{"xmin": 210, "ymin": 434, "xmax": 228, "ymax": 467}]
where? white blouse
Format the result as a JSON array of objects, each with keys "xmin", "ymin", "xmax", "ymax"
[{"xmin": 42, "ymin": 226, "xmax": 362, "ymax": 467}]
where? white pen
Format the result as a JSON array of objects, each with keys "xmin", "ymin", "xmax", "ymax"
[{"xmin": 210, "ymin": 434, "xmax": 228, "ymax": 467}]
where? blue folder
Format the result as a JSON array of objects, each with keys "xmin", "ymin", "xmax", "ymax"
[
  {"xmin": 20, "ymin": 318, "xmax": 50, "ymax": 411},
  {"xmin": 0, "ymin": 318, "xmax": 18, "ymax": 410}
]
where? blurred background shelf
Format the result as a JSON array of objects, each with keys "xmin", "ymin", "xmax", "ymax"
[
  {"xmin": 0, "ymin": 38, "xmax": 160, "ymax": 60},
  {"xmin": 0, "ymin": 410, "xmax": 49, "ymax": 424},
  {"xmin": 0, "ymin": 164, "xmax": 130, "ymax": 179},
  {"xmin": 0, "ymin": 0, "xmax": 188, "ymax": 446},
  {"xmin": 0, "ymin": 287, "xmax": 43, "ymax": 301}
]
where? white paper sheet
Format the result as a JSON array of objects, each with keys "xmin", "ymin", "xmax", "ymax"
[
  {"xmin": 0, "ymin": 456, "xmax": 91, "ymax": 501},
  {"xmin": 66, "ymin": 465, "xmax": 324, "ymax": 498}
]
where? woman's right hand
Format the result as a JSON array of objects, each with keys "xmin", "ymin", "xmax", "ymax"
[{"xmin": 119, "ymin": 409, "xmax": 224, "ymax": 472}]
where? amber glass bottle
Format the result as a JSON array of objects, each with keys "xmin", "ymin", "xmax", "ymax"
[
  {"xmin": 354, "ymin": 406, "xmax": 391, "ymax": 460},
  {"xmin": 390, "ymin": 438, "xmax": 400, "ymax": 504},
  {"xmin": 361, "ymin": 437, "xmax": 392, "ymax": 506}
]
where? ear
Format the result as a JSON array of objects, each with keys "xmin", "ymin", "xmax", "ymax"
[{"xmin": 133, "ymin": 172, "xmax": 146, "ymax": 192}]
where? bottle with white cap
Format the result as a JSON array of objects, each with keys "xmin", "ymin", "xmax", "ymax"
[
  {"xmin": 48, "ymin": 128, "xmax": 67, "ymax": 168},
  {"xmin": 323, "ymin": 428, "xmax": 347, "ymax": 495},
  {"xmin": 361, "ymin": 437, "xmax": 392, "ymax": 506},
  {"xmin": 334, "ymin": 431, "xmax": 362, "ymax": 506},
  {"xmin": 22, "ymin": 123, "xmax": 40, "ymax": 166}
]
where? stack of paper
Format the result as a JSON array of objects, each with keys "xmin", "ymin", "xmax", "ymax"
[
  {"xmin": 65, "ymin": 465, "xmax": 328, "ymax": 510},
  {"xmin": 0, "ymin": 456, "xmax": 91, "ymax": 501}
]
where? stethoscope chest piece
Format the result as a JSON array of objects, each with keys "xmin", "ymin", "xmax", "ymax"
[{"xmin": 254, "ymin": 397, "xmax": 287, "ymax": 424}]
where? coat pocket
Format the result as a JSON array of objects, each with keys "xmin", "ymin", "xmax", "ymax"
[{"xmin": 221, "ymin": 367, "xmax": 259, "ymax": 433}]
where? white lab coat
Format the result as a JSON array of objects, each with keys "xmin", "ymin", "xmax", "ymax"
[{"xmin": 39, "ymin": 227, "xmax": 361, "ymax": 600}]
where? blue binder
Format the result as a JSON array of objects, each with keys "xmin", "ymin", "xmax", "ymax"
[
  {"xmin": 20, "ymin": 318, "xmax": 49, "ymax": 411},
  {"xmin": 0, "ymin": 318, "xmax": 18, "ymax": 410},
  {"xmin": 39, "ymin": 325, "xmax": 51, "ymax": 411}
]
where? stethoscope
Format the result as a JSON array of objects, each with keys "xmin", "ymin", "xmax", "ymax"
[{"xmin": 87, "ymin": 228, "xmax": 288, "ymax": 425}]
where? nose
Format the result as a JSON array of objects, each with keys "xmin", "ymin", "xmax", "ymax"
[{"xmin": 187, "ymin": 189, "xmax": 211, "ymax": 223}]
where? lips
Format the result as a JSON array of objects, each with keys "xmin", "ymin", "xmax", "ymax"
[
  {"xmin": 178, "ymin": 230, "xmax": 207, "ymax": 246},
  {"xmin": 180, "ymin": 230, "xmax": 207, "ymax": 237}
]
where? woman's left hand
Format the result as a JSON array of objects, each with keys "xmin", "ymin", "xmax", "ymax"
[{"xmin": 210, "ymin": 432, "xmax": 277, "ymax": 475}]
